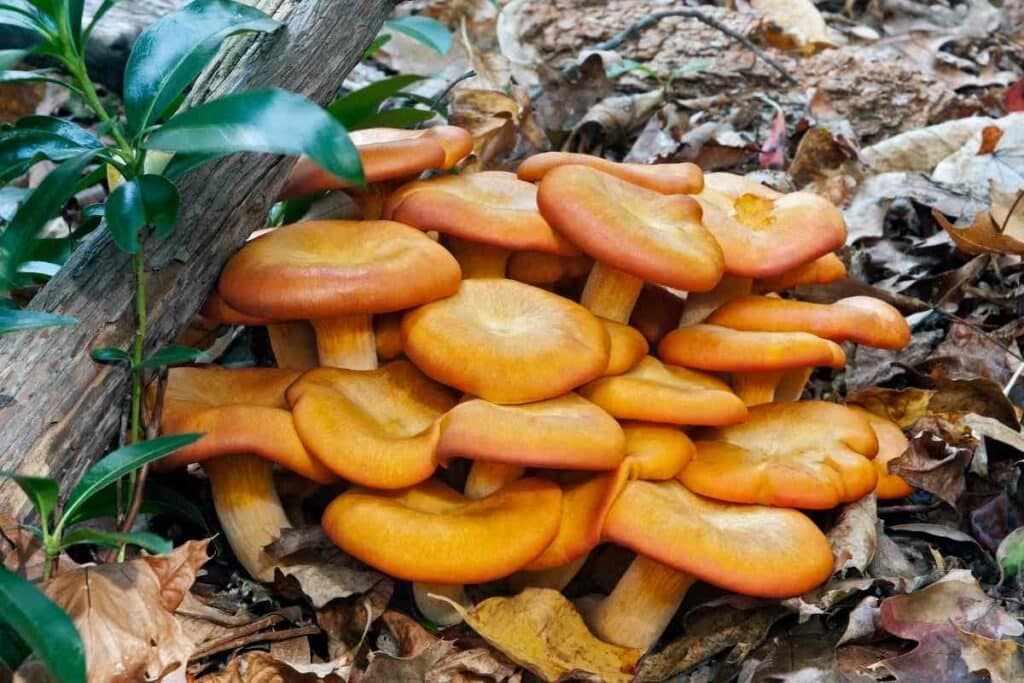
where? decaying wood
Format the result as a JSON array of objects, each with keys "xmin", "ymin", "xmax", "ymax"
[{"xmin": 0, "ymin": 0, "xmax": 393, "ymax": 521}]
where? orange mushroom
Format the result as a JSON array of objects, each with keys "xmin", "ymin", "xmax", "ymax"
[
  {"xmin": 200, "ymin": 290, "xmax": 318, "ymax": 370},
  {"xmin": 506, "ymin": 251, "xmax": 592, "ymax": 289},
  {"xmin": 755, "ymin": 252, "xmax": 847, "ymax": 293},
  {"xmin": 848, "ymin": 406, "xmax": 914, "ymax": 499},
  {"xmin": 601, "ymin": 319, "xmax": 649, "ymax": 376},
  {"xmin": 384, "ymin": 171, "xmax": 576, "ymax": 277},
  {"xmin": 683, "ymin": 401, "xmax": 879, "ymax": 509},
  {"xmin": 218, "ymin": 220, "xmax": 461, "ymax": 369},
  {"xmin": 518, "ymin": 152, "xmax": 704, "ymax": 195}
]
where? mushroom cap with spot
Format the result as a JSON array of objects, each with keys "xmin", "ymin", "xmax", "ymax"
[
  {"xmin": 603, "ymin": 479, "xmax": 834, "ymax": 598},
  {"xmin": 518, "ymin": 152, "xmax": 704, "ymax": 195},
  {"xmin": 537, "ymin": 165, "xmax": 724, "ymax": 292},
  {"xmin": 280, "ymin": 126, "xmax": 473, "ymax": 198},
  {"xmin": 438, "ymin": 393, "xmax": 626, "ymax": 471},
  {"xmin": 755, "ymin": 253, "xmax": 847, "ymax": 293},
  {"xmin": 707, "ymin": 295, "xmax": 911, "ymax": 350},
  {"xmin": 155, "ymin": 367, "xmax": 335, "ymax": 483},
  {"xmin": 507, "ymin": 251, "xmax": 592, "ymax": 287},
  {"xmin": 286, "ymin": 361, "xmax": 456, "ymax": 488},
  {"xmin": 696, "ymin": 173, "xmax": 847, "ymax": 279},
  {"xmin": 218, "ymin": 220, "xmax": 461, "ymax": 321},
  {"xmin": 658, "ymin": 324, "xmax": 846, "ymax": 373},
  {"xmin": 601, "ymin": 319, "xmax": 649, "ymax": 375},
  {"xmin": 848, "ymin": 406, "xmax": 914, "ymax": 500},
  {"xmin": 683, "ymin": 401, "xmax": 879, "ymax": 509},
  {"xmin": 401, "ymin": 279, "xmax": 610, "ymax": 404},
  {"xmin": 322, "ymin": 477, "xmax": 562, "ymax": 583},
  {"xmin": 383, "ymin": 171, "xmax": 577, "ymax": 255},
  {"xmin": 578, "ymin": 356, "xmax": 748, "ymax": 426}
]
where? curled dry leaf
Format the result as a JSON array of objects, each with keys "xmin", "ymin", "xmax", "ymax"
[
  {"xmin": 566, "ymin": 89, "xmax": 664, "ymax": 155},
  {"xmin": 197, "ymin": 651, "xmax": 346, "ymax": 683},
  {"xmin": 828, "ymin": 493, "xmax": 878, "ymax": 575},
  {"xmin": 957, "ymin": 629, "xmax": 1024, "ymax": 682},
  {"xmin": 448, "ymin": 588, "xmax": 642, "ymax": 682},
  {"xmin": 748, "ymin": 0, "xmax": 837, "ymax": 55},
  {"xmin": 932, "ymin": 114, "xmax": 1024, "ymax": 196},
  {"xmin": 274, "ymin": 546, "xmax": 385, "ymax": 610},
  {"xmin": 17, "ymin": 540, "xmax": 210, "ymax": 683},
  {"xmin": 861, "ymin": 117, "xmax": 997, "ymax": 175},
  {"xmin": 889, "ymin": 416, "xmax": 974, "ymax": 508},
  {"xmin": 449, "ymin": 88, "xmax": 549, "ymax": 171},
  {"xmin": 935, "ymin": 185, "xmax": 1024, "ymax": 256},
  {"xmin": 1, "ymin": 515, "xmax": 45, "ymax": 581}
]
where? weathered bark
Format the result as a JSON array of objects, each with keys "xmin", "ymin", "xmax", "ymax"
[{"xmin": 0, "ymin": 0, "xmax": 393, "ymax": 521}]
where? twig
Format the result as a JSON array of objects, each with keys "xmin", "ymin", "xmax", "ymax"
[
  {"xmin": 192, "ymin": 625, "xmax": 321, "ymax": 660},
  {"xmin": 1005, "ymin": 361, "xmax": 1024, "ymax": 396},
  {"xmin": 591, "ymin": 9, "xmax": 797, "ymax": 85}
]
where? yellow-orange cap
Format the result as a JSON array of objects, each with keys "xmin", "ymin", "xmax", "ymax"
[
  {"xmin": 848, "ymin": 406, "xmax": 914, "ymax": 500},
  {"xmin": 756, "ymin": 253, "xmax": 847, "ymax": 293},
  {"xmin": 658, "ymin": 324, "xmax": 845, "ymax": 373},
  {"xmin": 518, "ymin": 152, "xmax": 703, "ymax": 195}
]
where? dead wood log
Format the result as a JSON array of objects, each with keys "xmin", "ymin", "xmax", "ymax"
[{"xmin": 0, "ymin": 0, "xmax": 393, "ymax": 521}]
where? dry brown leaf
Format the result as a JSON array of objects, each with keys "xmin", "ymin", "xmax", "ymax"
[
  {"xmin": 935, "ymin": 185, "xmax": 1024, "ymax": 256},
  {"xmin": 932, "ymin": 114, "xmax": 1024, "ymax": 195},
  {"xmin": 451, "ymin": 588, "xmax": 641, "ymax": 682},
  {"xmin": 197, "ymin": 651, "xmax": 346, "ymax": 683},
  {"xmin": 565, "ymin": 89, "xmax": 664, "ymax": 155},
  {"xmin": 1, "ymin": 516, "xmax": 45, "ymax": 581},
  {"xmin": 0, "ymin": 82, "xmax": 46, "ymax": 123},
  {"xmin": 448, "ymin": 89, "xmax": 528, "ymax": 171},
  {"xmin": 18, "ymin": 540, "xmax": 209, "ymax": 683},
  {"xmin": 890, "ymin": 416, "xmax": 975, "ymax": 508},
  {"xmin": 958, "ymin": 629, "xmax": 1024, "ymax": 683},
  {"xmin": 861, "ymin": 118, "xmax": 996, "ymax": 175},
  {"xmin": 828, "ymin": 493, "xmax": 878, "ymax": 575},
  {"xmin": 748, "ymin": 0, "xmax": 837, "ymax": 55},
  {"xmin": 274, "ymin": 547, "xmax": 384, "ymax": 610}
]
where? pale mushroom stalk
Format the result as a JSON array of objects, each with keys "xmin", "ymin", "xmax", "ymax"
[
  {"xmin": 579, "ymin": 262, "xmax": 644, "ymax": 323},
  {"xmin": 731, "ymin": 370, "xmax": 785, "ymax": 406},
  {"xmin": 446, "ymin": 238, "xmax": 511, "ymax": 278},
  {"xmin": 677, "ymin": 274, "xmax": 752, "ymax": 327},
  {"xmin": 266, "ymin": 322, "xmax": 318, "ymax": 370},
  {"xmin": 772, "ymin": 367, "xmax": 814, "ymax": 402},
  {"xmin": 510, "ymin": 553, "xmax": 590, "ymax": 592},
  {"xmin": 312, "ymin": 314, "xmax": 378, "ymax": 369}
]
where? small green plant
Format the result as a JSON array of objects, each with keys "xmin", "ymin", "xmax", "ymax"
[{"xmin": 606, "ymin": 57, "xmax": 710, "ymax": 90}]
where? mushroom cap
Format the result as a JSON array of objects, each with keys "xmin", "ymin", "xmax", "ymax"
[
  {"xmin": 322, "ymin": 477, "xmax": 562, "ymax": 583},
  {"xmin": 603, "ymin": 479, "xmax": 834, "ymax": 598},
  {"xmin": 156, "ymin": 367, "xmax": 335, "ymax": 483},
  {"xmin": 755, "ymin": 253, "xmax": 847, "ymax": 293},
  {"xmin": 578, "ymin": 356, "xmax": 748, "ymax": 426},
  {"xmin": 374, "ymin": 312, "xmax": 405, "ymax": 361},
  {"xmin": 438, "ymin": 393, "xmax": 626, "ymax": 470},
  {"xmin": 383, "ymin": 171, "xmax": 577, "ymax": 255},
  {"xmin": 683, "ymin": 401, "xmax": 879, "ymax": 509},
  {"xmin": 848, "ymin": 406, "xmax": 914, "ymax": 500},
  {"xmin": 201, "ymin": 290, "xmax": 274, "ymax": 326},
  {"xmin": 286, "ymin": 361, "xmax": 456, "ymax": 489},
  {"xmin": 696, "ymin": 173, "xmax": 847, "ymax": 279},
  {"xmin": 279, "ymin": 126, "xmax": 473, "ymax": 198},
  {"xmin": 401, "ymin": 279, "xmax": 610, "ymax": 404},
  {"xmin": 620, "ymin": 422, "xmax": 695, "ymax": 481},
  {"xmin": 602, "ymin": 319, "xmax": 649, "ymax": 375},
  {"xmin": 507, "ymin": 251, "xmax": 592, "ymax": 287},
  {"xmin": 658, "ymin": 324, "xmax": 846, "ymax": 373},
  {"xmin": 707, "ymin": 295, "xmax": 911, "ymax": 350},
  {"xmin": 517, "ymin": 152, "xmax": 704, "ymax": 195},
  {"xmin": 537, "ymin": 165, "xmax": 725, "ymax": 292},
  {"xmin": 218, "ymin": 220, "xmax": 461, "ymax": 321}
]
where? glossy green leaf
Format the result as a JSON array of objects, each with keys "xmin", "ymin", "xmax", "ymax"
[
  {"xmin": 0, "ymin": 116, "xmax": 103, "ymax": 182},
  {"xmin": 160, "ymin": 151, "xmax": 219, "ymax": 180},
  {"xmin": 61, "ymin": 433, "xmax": 202, "ymax": 525},
  {"xmin": 0, "ymin": 472, "xmax": 57, "ymax": 528},
  {"xmin": 0, "ymin": 307, "xmax": 76, "ymax": 334},
  {"xmin": 0, "ymin": 1, "xmax": 52, "ymax": 35},
  {"xmin": 139, "ymin": 343, "xmax": 201, "ymax": 368},
  {"xmin": 384, "ymin": 16, "xmax": 451, "ymax": 55},
  {"xmin": 0, "ymin": 186, "xmax": 27, "ymax": 221},
  {"xmin": 104, "ymin": 174, "xmax": 180, "ymax": 253},
  {"xmin": 59, "ymin": 528, "xmax": 172, "ymax": 554},
  {"xmin": 91, "ymin": 346, "xmax": 131, "ymax": 364},
  {"xmin": 0, "ymin": 619, "xmax": 30, "ymax": 671},
  {"xmin": 124, "ymin": 0, "xmax": 280, "ymax": 136},
  {"xmin": 327, "ymin": 74, "xmax": 425, "ymax": 128},
  {"xmin": 352, "ymin": 107, "xmax": 435, "ymax": 131},
  {"xmin": 0, "ymin": 566, "xmax": 86, "ymax": 683},
  {"xmin": 362, "ymin": 33, "xmax": 391, "ymax": 59},
  {"xmin": 0, "ymin": 69, "xmax": 74, "ymax": 90},
  {"xmin": 16, "ymin": 260, "xmax": 60, "ymax": 278},
  {"xmin": 0, "ymin": 49, "xmax": 29, "ymax": 69},
  {"xmin": 66, "ymin": 0, "xmax": 84, "ymax": 45},
  {"xmin": 147, "ymin": 88, "xmax": 364, "ymax": 185},
  {"xmin": 62, "ymin": 480, "xmax": 209, "ymax": 529}
]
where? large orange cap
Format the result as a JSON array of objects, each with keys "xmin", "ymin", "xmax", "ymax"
[
  {"xmin": 755, "ymin": 253, "xmax": 847, "ymax": 293},
  {"xmin": 537, "ymin": 165, "xmax": 724, "ymax": 292},
  {"xmin": 401, "ymin": 279, "xmax": 610, "ymax": 404},
  {"xmin": 848, "ymin": 406, "xmax": 914, "ymax": 500},
  {"xmin": 658, "ymin": 324, "xmax": 846, "ymax": 373},
  {"xmin": 602, "ymin": 319, "xmax": 648, "ymax": 375},
  {"xmin": 707, "ymin": 295, "xmax": 911, "ymax": 350},
  {"xmin": 438, "ymin": 393, "xmax": 626, "ymax": 471},
  {"xmin": 279, "ymin": 126, "xmax": 473, "ymax": 198},
  {"xmin": 620, "ymin": 422, "xmax": 694, "ymax": 481},
  {"xmin": 322, "ymin": 477, "xmax": 562, "ymax": 583},
  {"xmin": 383, "ymin": 171, "xmax": 576, "ymax": 255},
  {"xmin": 218, "ymin": 220, "xmax": 461, "ymax": 321},
  {"xmin": 603, "ymin": 479, "xmax": 834, "ymax": 598},
  {"xmin": 696, "ymin": 173, "xmax": 846, "ymax": 279},
  {"xmin": 518, "ymin": 152, "xmax": 704, "ymax": 195},
  {"xmin": 286, "ymin": 361, "xmax": 456, "ymax": 489},
  {"xmin": 684, "ymin": 401, "xmax": 879, "ymax": 509},
  {"xmin": 507, "ymin": 251, "xmax": 592, "ymax": 287},
  {"xmin": 201, "ymin": 290, "xmax": 274, "ymax": 326},
  {"xmin": 578, "ymin": 356, "xmax": 748, "ymax": 426},
  {"xmin": 156, "ymin": 367, "xmax": 335, "ymax": 483}
]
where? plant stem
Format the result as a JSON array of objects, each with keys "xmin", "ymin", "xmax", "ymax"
[{"xmin": 130, "ymin": 246, "xmax": 147, "ymax": 443}]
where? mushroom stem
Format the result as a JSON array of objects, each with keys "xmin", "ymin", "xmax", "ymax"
[
  {"xmin": 580, "ymin": 262, "xmax": 644, "ymax": 323},
  {"xmin": 773, "ymin": 367, "xmax": 814, "ymax": 402},
  {"xmin": 413, "ymin": 582, "xmax": 471, "ymax": 626},
  {"xmin": 464, "ymin": 462, "xmax": 525, "ymax": 499},
  {"xmin": 204, "ymin": 454, "xmax": 291, "ymax": 582},
  {"xmin": 347, "ymin": 183, "xmax": 392, "ymax": 220},
  {"xmin": 266, "ymin": 322, "xmax": 319, "ymax": 370},
  {"xmin": 446, "ymin": 238, "xmax": 510, "ymax": 278},
  {"xmin": 731, "ymin": 371, "xmax": 784, "ymax": 406},
  {"xmin": 677, "ymin": 275, "xmax": 752, "ymax": 327},
  {"xmin": 586, "ymin": 555, "xmax": 697, "ymax": 649},
  {"xmin": 311, "ymin": 314, "xmax": 378, "ymax": 369},
  {"xmin": 509, "ymin": 553, "xmax": 589, "ymax": 592}
]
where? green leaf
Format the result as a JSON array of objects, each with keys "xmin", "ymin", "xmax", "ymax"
[
  {"xmin": 124, "ymin": 0, "xmax": 280, "ymax": 137},
  {"xmin": 104, "ymin": 174, "xmax": 180, "ymax": 253},
  {"xmin": 998, "ymin": 527, "xmax": 1024, "ymax": 583},
  {"xmin": 62, "ymin": 480, "xmax": 209, "ymax": 529},
  {"xmin": 91, "ymin": 346, "xmax": 131, "ymax": 364},
  {"xmin": 83, "ymin": 0, "xmax": 119, "ymax": 43},
  {"xmin": 139, "ymin": 343, "xmax": 201, "ymax": 368},
  {"xmin": 0, "ymin": 69, "xmax": 74, "ymax": 90},
  {"xmin": 16, "ymin": 260, "xmax": 60, "ymax": 279},
  {"xmin": 352, "ymin": 107, "xmax": 435, "ymax": 131},
  {"xmin": 66, "ymin": 0, "xmax": 84, "ymax": 46},
  {"xmin": 384, "ymin": 16, "xmax": 451, "ymax": 55},
  {"xmin": 327, "ymin": 74, "xmax": 426, "ymax": 128},
  {"xmin": 362, "ymin": 33, "xmax": 391, "ymax": 59},
  {"xmin": 0, "ymin": 307, "xmax": 76, "ymax": 334},
  {"xmin": 160, "ymin": 151, "xmax": 220, "ymax": 180},
  {"xmin": 0, "ymin": 619, "xmax": 30, "ymax": 671},
  {"xmin": 0, "ymin": 472, "xmax": 57, "ymax": 527},
  {"xmin": 0, "ymin": 185, "xmax": 27, "ymax": 221},
  {"xmin": 147, "ymin": 88, "xmax": 364, "ymax": 185},
  {"xmin": 0, "ymin": 49, "xmax": 29, "ymax": 69},
  {"xmin": 59, "ymin": 528, "xmax": 171, "ymax": 554},
  {"xmin": 0, "ymin": 116, "xmax": 103, "ymax": 182},
  {"xmin": 61, "ymin": 433, "xmax": 202, "ymax": 525},
  {"xmin": 0, "ymin": 1, "xmax": 53, "ymax": 35},
  {"xmin": 0, "ymin": 566, "xmax": 85, "ymax": 683}
]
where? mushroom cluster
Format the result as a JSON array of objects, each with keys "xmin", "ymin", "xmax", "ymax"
[{"xmin": 160, "ymin": 127, "xmax": 916, "ymax": 652}]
